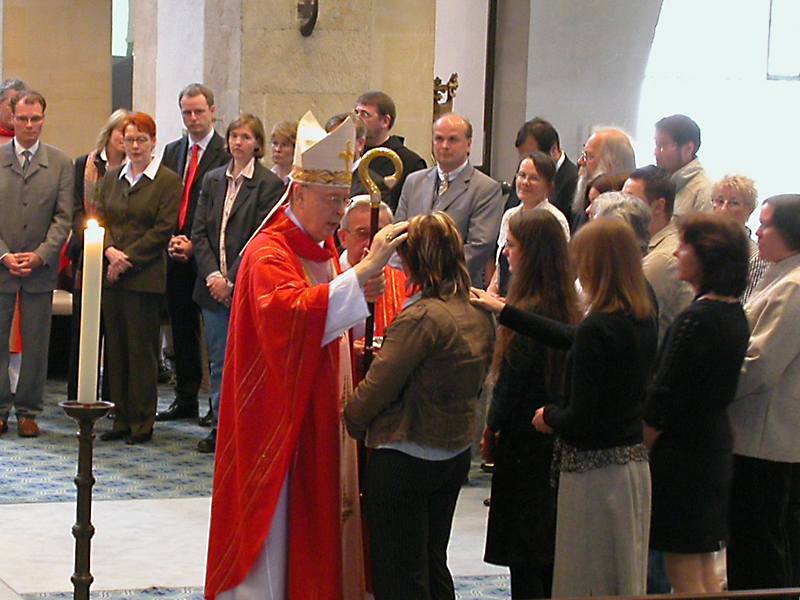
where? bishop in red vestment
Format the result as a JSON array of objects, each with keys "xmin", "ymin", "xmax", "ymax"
[{"xmin": 205, "ymin": 111, "xmax": 408, "ymax": 600}]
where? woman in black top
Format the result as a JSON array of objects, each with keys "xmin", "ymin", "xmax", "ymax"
[
  {"xmin": 643, "ymin": 213, "xmax": 750, "ymax": 593},
  {"xmin": 473, "ymin": 218, "xmax": 657, "ymax": 597},
  {"xmin": 482, "ymin": 210, "xmax": 579, "ymax": 599}
]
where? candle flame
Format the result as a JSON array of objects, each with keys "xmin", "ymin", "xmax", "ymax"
[{"xmin": 87, "ymin": 219, "xmax": 98, "ymax": 229}]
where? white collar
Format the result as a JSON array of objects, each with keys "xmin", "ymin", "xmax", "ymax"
[
  {"xmin": 119, "ymin": 155, "xmax": 161, "ymax": 182},
  {"xmin": 437, "ymin": 159, "xmax": 469, "ymax": 183},
  {"xmin": 14, "ymin": 138, "xmax": 40, "ymax": 159},
  {"xmin": 189, "ymin": 128, "xmax": 215, "ymax": 152}
]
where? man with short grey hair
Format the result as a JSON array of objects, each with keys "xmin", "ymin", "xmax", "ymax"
[
  {"xmin": 589, "ymin": 190, "xmax": 652, "ymax": 256},
  {"xmin": 0, "ymin": 79, "xmax": 28, "ymax": 145}
]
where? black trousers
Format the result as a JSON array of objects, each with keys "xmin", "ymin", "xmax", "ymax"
[
  {"xmin": 165, "ymin": 259, "xmax": 202, "ymax": 405},
  {"xmin": 363, "ymin": 447, "xmax": 470, "ymax": 600},
  {"xmin": 728, "ymin": 455, "xmax": 800, "ymax": 591}
]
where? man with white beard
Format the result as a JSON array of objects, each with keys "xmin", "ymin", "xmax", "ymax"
[{"xmin": 571, "ymin": 127, "xmax": 636, "ymax": 231}]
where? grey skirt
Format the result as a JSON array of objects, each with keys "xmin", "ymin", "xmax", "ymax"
[{"xmin": 552, "ymin": 460, "xmax": 651, "ymax": 598}]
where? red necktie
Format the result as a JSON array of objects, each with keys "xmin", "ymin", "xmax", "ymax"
[{"xmin": 178, "ymin": 143, "xmax": 199, "ymax": 230}]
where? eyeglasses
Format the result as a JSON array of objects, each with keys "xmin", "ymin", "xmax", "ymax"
[
  {"xmin": 579, "ymin": 150, "xmax": 597, "ymax": 163},
  {"xmin": 303, "ymin": 186, "xmax": 350, "ymax": 209},
  {"xmin": 712, "ymin": 197, "xmax": 743, "ymax": 209},
  {"xmin": 123, "ymin": 136, "xmax": 151, "ymax": 145},
  {"xmin": 15, "ymin": 115, "xmax": 43, "ymax": 124}
]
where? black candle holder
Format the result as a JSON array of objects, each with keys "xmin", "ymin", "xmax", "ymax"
[{"xmin": 59, "ymin": 400, "xmax": 114, "ymax": 600}]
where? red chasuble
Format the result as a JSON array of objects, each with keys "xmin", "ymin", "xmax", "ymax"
[
  {"xmin": 374, "ymin": 265, "xmax": 407, "ymax": 338},
  {"xmin": 205, "ymin": 207, "xmax": 345, "ymax": 600}
]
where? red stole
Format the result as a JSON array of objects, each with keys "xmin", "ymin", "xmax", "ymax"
[{"xmin": 205, "ymin": 207, "xmax": 346, "ymax": 600}]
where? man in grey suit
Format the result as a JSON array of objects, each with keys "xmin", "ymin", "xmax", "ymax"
[
  {"xmin": 0, "ymin": 90, "xmax": 72, "ymax": 437},
  {"xmin": 395, "ymin": 113, "xmax": 503, "ymax": 285}
]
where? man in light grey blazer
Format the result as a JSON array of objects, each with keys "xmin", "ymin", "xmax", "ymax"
[
  {"xmin": 0, "ymin": 90, "xmax": 72, "ymax": 437},
  {"xmin": 395, "ymin": 113, "xmax": 503, "ymax": 285}
]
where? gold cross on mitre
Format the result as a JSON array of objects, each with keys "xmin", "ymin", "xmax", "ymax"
[{"xmin": 339, "ymin": 141, "xmax": 354, "ymax": 169}]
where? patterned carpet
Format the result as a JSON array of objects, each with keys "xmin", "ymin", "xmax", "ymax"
[
  {"xmin": 4, "ymin": 379, "xmax": 509, "ymax": 599},
  {"xmin": 0, "ymin": 381, "xmax": 214, "ymax": 504}
]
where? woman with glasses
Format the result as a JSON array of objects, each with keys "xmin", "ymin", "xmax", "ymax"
[
  {"xmin": 727, "ymin": 194, "xmax": 800, "ymax": 592},
  {"xmin": 710, "ymin": 174, "xmax": 769, "ymax": 303},
  {"xmin": 488, "ymin": 152, "xmax": 570, "ymax": 298},
  {"xmin": 97, "ymin": 112, "xmax": 181, "ymax": 444}
]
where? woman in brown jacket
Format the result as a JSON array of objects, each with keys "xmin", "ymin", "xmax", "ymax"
[
  {"xmin": 345, "ymin": 212, "xmax": 494, "ymax": 600},
  {"xmin": 97, "ymin": 112, "xmax": 181, "ymax": 444}
]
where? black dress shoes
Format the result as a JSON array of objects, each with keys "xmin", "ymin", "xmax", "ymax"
[
  {"xmin": 125, "ymin": 431, "xmax": 153, "ymax": 445},
  {"xmin": 198, "ymin": 407, "xmax": 214, "ymax": 427},
  {"xmin": 155, "ymin": 401, "xmax": 198, "ymax": 422},
  {"xmin": 197, "ymin": 429, "xmax": 216, "ymax": 453},
  {"xmin": 100, "ymin": 429, "xmax": 130, "ymax": 441}
]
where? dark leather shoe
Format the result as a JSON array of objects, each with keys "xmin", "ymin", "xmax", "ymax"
[
  {"xmin": 18, "ymin": 417, "xmax": 40, "ymax": 437},
  {"xmin": 125, "ymin": 431, "xmax": 153, "ymax": 445},
  {"xmin": 197, "ymin": 429, "xmax": 216, "ymax": 453},
  {"xmin": 198, "ymin": 407, "xmax": 214, "ymax": 427},
  {"xmin": 100, "ymin": 429, "xmax": 130, "ymax": 441},
  {"xmin": 156, "ymin": 401, "xmax": 198, "ymax": 421},
  {"xmin": 0, "ymin": 419, "xmax": 7, "ymax": 435}
]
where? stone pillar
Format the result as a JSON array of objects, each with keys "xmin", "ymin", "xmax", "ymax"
[
  {"xmin": 133, "ymin": 0, "xmax": 435, "ymax": 163},
  {"xmin": 1, "ymin": 0, "xmax": 112, "ymax": 158}
]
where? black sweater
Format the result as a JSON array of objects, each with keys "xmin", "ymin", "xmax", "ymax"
[{"xmin": 499, "ymin": 305, "xmax": 657, "ymax": 451}]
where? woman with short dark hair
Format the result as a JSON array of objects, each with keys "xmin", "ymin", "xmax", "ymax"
[
  {"xmin": 643, "ymin": 213, "xmax": 750, "ymax": 593},
  {"xmin": 345, "ymin": 212, "xmax": 494, "ymax": 600},
  {"xmin": 727, "ymin": 193, "xmax": 800, "ymax": 592}
]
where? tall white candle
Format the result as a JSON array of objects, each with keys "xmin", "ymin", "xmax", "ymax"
[{"xmin": 77, "ymin": 219, "xmax": 104, "ymax": 404}]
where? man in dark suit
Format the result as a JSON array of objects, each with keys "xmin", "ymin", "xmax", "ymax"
[
  {"xmin": 157, "ymin": 83, "xmax": 230, "ymax": 422},
  {"xmin": 505, "ymin": 118, "xmax": 578, "ymax": 227},
  {"xmin": 355, "ymin": 90, "xmax": 426, "ymax": 211},
  {"xmin": 395, "ymin": 113, "xmax": 503, "ymax": 285},
  {"xmin": 0, "ymin": 90, "xmax": 72, "ymax": 437}
]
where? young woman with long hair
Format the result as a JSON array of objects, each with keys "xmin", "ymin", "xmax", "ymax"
[
  {"xmin": 472, "ymin": 218, "xmax": 658, "ymax": 597},
  {"xmin": 482, "ymin": 210, "xmax": 579, "ymax": 598}
]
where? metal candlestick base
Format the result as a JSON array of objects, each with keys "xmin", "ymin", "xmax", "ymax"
[{"xmin": 59, "ymin": 400, "xmax": 114, "ymax": 600}]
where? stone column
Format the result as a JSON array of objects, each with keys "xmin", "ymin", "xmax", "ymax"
[
  {"xmin": 133, "ymin": 0, "xmax": 435, "ymax": 163},
  {"xmin": 1, "ymin": 0, "xmax": 112, "ymax": 158}
]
